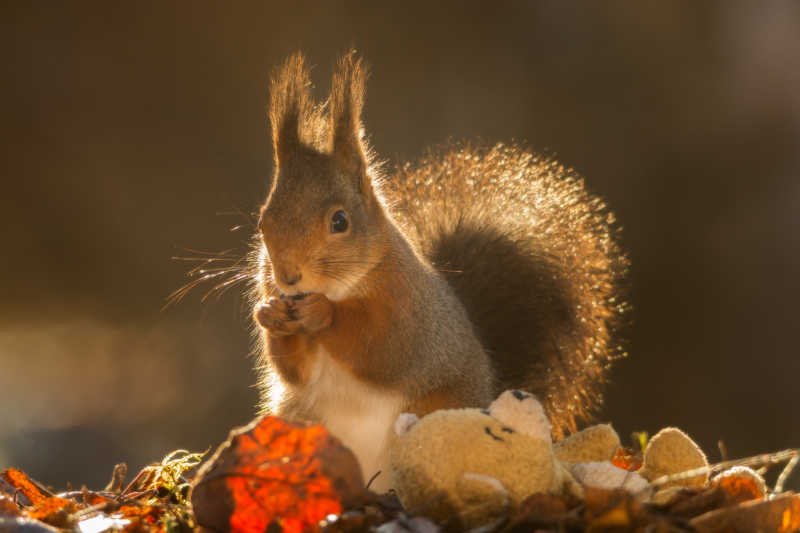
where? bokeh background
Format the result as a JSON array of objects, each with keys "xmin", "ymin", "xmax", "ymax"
[{"xmin": 2, "ymin": 2, "xmax": 798, "ymax": 490}]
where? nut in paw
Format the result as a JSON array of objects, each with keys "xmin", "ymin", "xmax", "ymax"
[
  {"xmin": 288, "ymin": 293, "xmax": 333, "ymax": 334},
  {"xmin": 254, "ymin": 297, "xmax": 302, "ymax": 337}
]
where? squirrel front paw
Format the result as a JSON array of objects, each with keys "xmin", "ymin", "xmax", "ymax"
[
  {"xmin": 289, "ymin": 293, "xmax": 333, "ymax": 334},
  {"xmin": 254, "ymin": 297, "xmax": 302, "ymax": 337},
  {"xmin": 254, "ymin": 294, "xmax": 333, "ymax": 337}
]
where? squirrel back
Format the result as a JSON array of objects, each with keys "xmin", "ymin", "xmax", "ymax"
[{"xmin": 386, "ymin": 146, "xmax": 629, "ymax": 436}]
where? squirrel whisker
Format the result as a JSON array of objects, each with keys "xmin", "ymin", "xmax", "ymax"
[{"xmin": 164, "ymin": 253, "xmax": 257, "ymax": 310}]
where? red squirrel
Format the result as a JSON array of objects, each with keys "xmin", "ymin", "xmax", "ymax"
[{"xmin": 252, "ymin": 52, "xmax": 628, "ymax": 491}]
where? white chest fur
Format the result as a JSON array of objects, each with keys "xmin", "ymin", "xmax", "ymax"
[{"xmin": 290, "ymin": 347, "xmax": 404, "ymax": 492}]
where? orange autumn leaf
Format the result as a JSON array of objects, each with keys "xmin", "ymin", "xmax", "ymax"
[
  {"xmin": 118, "ymin": 504, "xmax": 159, "ymax": 522},
  {"xmin": 611, "ymin": 446, "xmax": 643, "ymax": 472},
  {"xmin": 224, "ymin": 422, "xmax": 344, "ymax": 533},
  {"xmin": 713, "ymin": 467, "xmax": 766, "ymax": 505},
  {"xmin": 117, "ymin": 504, "xmax": 166, "ymax": 532},
  {"xmin": 1, "ymin": 468, "xmax": 49, "ymax": 506},
  {"xmin": 26, "ymin": 496, "xmax": 76, "ymax": 523},
  {"xmin": 1, "ymin": 469, "xmax": 76, "ymax": 527},
  {"xmin": 192, "ymin": 416, "xmax": 365, "ymax": 533},
  {"xmin": 82, "ymin": 492, "xmax": 114, "ymax": 507}
]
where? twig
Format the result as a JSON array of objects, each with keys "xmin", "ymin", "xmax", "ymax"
[
  {"xmin": 647, "ymin": 448, "xmax": 799, "ymax": 492},
  {"xmin": 774, "ymin": 450, "xmax": 799, "ymax": 494}
]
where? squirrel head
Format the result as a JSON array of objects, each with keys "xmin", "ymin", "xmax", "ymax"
[{"xmin": 258, "ymin": 52, "xmax": 387, "ymax": 301}]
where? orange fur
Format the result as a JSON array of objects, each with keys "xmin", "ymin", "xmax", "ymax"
[{"xmin": 250, "ymin": 51, "xmax": 628, "ymax": 481}]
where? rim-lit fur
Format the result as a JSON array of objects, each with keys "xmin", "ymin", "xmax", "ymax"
[
  {"xmin": 253, "ymin": 51, "xmax": 629, "ymax": 441},
  {"xmin": 387, "ymin": 144, "xmax": 630, "ymax": 436}
]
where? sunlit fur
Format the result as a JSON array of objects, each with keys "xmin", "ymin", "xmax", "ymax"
[
  {"xmin": 253, "ymin": 53, "xmax": 497, "ymax": 492},
  {"xmin": 386, "ymin": 144, "xmax": 630, "ymax": 435},
  {"xmin": 174, "ymin": 52, "xmax": 629, "ymax": 454}
]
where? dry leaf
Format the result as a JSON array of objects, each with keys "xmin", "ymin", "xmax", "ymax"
[
  {"xmin": 0, "ymin": 469, "xmax": 76, "ymax": 528},
  {"xmin": 0, "ymin": 469, "xmax": 49, "ymax": 507},
  {"xmin": 582, "ymin": 488, "xmax": 667, "ymax": 532},
  {"xmin": 690, "ymin": 492, "xmax": 800, "ymax": 533},
  {"xmin": 0, "ymin": 495, "xmax": 21, "ymax": 517},
  {"xmin": 192, "ymin": 415, "xmax": 366, "ymax": 533},
  {"xmin": 505, "ymin": 492, "xmax": 580, "ymax": 532},
  {"xmin": 25, "ymin": 496, "xmax": 76, "ymax": 528},
  {"xmin": 712, "ymin": 467, "xmax": 766, "ymax": 505}
]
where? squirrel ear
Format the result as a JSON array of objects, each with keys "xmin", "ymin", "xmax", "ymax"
[
  {"xmin": 330, "ymin": 51, "xmax": 370, "ymax": 192},
  {"xmin": 269, "ymin": 52, "xmax": 312, "ymax": 166}
]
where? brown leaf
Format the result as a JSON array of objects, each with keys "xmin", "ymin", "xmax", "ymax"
[
  {"xmin": 517, "ymin": 493, "xmax": 570, "ymax": 519},
  {"xmin": 664, "ymin": 467, "xmax": 768, "ymax": 521},
  {"xmin": 690, "ymin": 492, "xmax": 800, "ymax": 533},
  {"xmin": 24, "ymin": 496, "xmax": 76, "ymax": 529},
  {"xmin": 664, "ymin": 486, "xmax": 726, "ymax": 520},
  {"xmin": 0, "ymin": 495, "xmax": 21, "ymax": 517},
  {"xmin": 711, "ymin": 467, "xmax": 765, "ymax": 505},
  {"xmin": 505, "ymin": 493, "xmax": 579, "ymax": 532},
  {"xmin": 117, "ymin": 504, "xmax": 164, "ymax": 531},
  {"xmin": 583, "ymin": 488, "xmax": 664, "ymax": 531},
  {"xmin": 584, "ymin": 488, "xmax": 630, "ymax": 519}
]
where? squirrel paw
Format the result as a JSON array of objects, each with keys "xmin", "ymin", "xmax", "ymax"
[
  {"xmin": 254, "ymin": 297, "xmax": 302, "ymax": 337},
  {"xmin": 290, "ymin": 293, "xmax": 333, "ymax": 334}
]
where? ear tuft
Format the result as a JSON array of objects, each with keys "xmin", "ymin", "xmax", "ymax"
[
  {"xmin": 269, "ymin": 52, "xmax": 312, "ymax": 164},
  {"xmin": 330, "ymin": 50, "xmax": 369, "ymax": 188}
]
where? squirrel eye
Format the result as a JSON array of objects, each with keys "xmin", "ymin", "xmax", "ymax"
[{"xmin": 331, "ymin": 210, "xmax": 349, "ymax": 233}]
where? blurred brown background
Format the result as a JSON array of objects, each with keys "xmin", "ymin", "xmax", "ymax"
[{"xmin": 1, "ymin": 2, "xmax": 798, "ymax": 490}]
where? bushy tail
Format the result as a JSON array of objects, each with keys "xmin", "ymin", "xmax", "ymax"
[{"xmin": 386, "ymin": 143, "xmax": 630, "ymax": 437}]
